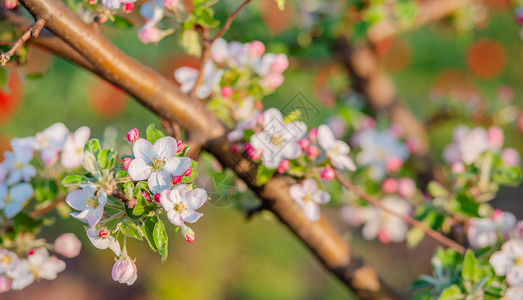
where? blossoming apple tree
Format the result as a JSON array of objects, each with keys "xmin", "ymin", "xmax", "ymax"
[{"xmin": 0, "ymin": 0, "xmax": 523, "ymax": 299}]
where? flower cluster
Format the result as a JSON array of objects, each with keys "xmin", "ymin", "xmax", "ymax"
[{"xmin": 63, "ymin": 125, "xmax": 208, "ymax": 286}]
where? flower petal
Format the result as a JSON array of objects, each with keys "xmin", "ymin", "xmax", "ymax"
[
  {"xmin": 153, "ymin": 136, "xmax": 177, "ymax": 159},
  {"xmin": 132, "ymin": 139, "xmax": 154, "ymax": 162},
  {"xmin": 9, "ymin": 183, "xmax": 33, "ymax": 204},
  {"xmin": 166, "ymin": 210, "xmax": 184, "ymax": 226},
  {"xmin": 184, "ymin": 188, "xmax": 207, "ymax": 210},
  {"xmin": 128, "ymin": 158, "xmax": 152, "ymax": 181},
  {"xmin": 181, "ymin": 209, "xmax": 203, "ymax": 223},
  {"xmin": 302, "ymin": 202, "xmax": 320, "ymax": 221},
  {"xmin": 318, "ymin": 125, "xmax": 335, "ymax": 150},
  {"xmin": 66, "ymin": 189, "xmax": 89, "ymax": 211},
  {"xmin": 164, "ymin": 157, "xmax": 191, "ymax": 176},
  {"xmin": 148, "ymin": 171, "xmax": 172, "ymax": 194}
]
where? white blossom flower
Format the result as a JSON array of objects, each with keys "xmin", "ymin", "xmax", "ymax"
[
  {"xmin": 35, "ymin": 123, "xmax": 69, "ymax": 165},
  {"xmin": 86, "ymin": 226, "xmax": 121, "ymax": 256},
  {"xmin": 102, "ymin": 0, "xmax": 135, "ymax": 10},
  {"xmin": 355, "ymin": 196, "xmax": 411, "ymax": 243},
  {"xmin": 66, "ymin": 184, "xmax": 107, "ymax": 226},
  {"xmin": 0, "ymin": 275, "xmax": 11, "ymax": 293},
  {"xmin": 228, "ymin": 97, "xmax": 259, "ymax": 142},
  {"xmin": 54, "ymin": 233, "xmax": 82, "ymax": 258},
  {"xmin": 443, "ymin": 126, "xmax": 495, "ymax": 164},
  {"xmin": 289, "ymin": 178, "xmax": 330, "ymax": 221},
  {"xmin": 468, "ymin": 218, "xmax": 497, "ymax": 249},
  {"xmin": 0, "ymin": 249, "xmax": 19, "ymax": 274},
  {"xmin": 0, "ymin": 183, "xmax": 34, "ymax": 218},
  {"xmin": 174, "ymin": 62, "xmax": 223, "ymax": 99},
  {"xmin": 3, "ymin": 138, "xmax": 36, "ymax": 185},
  {"xmin": 127, "ymin": 137, "xmax": 191, "ymax": 194},
  {"xmin": 318, "ymin": 125, "xmax": 356, "ymax": 171},
  {"xmin": 112, "ymin": 255, "xmax": 137, "ymax": 285},
  {"xmin": 506, "ymin": 285, "xmax": 523, "ymax": 300},
  {"xmin": 490, "ymin": 239, "xmax": 523, "ymax": 286},
  {"xmin": 250, "ymin": 108, "xmax": 306, "ymax": 169},
  {"xmin": 210, "ymin": 38, "xmax": 250, "ymax": 67},
  {"xmin": 9, "ymin": 248, "xmax": 65, "ymax": 290},
  {"xmin": 159, "ymin": 184, "xmax": 207, "ymax": 226},
  {"xmin": 61, "ymin": 126, "xmax": 90, "ymax": 169},
  {"xmin": 356, "ymin": 129, "xmax": 409, "ymax": 180}
]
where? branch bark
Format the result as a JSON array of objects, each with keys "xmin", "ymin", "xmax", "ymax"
[{"xmin": 16, "ymin": 0, "xmax": 403, "ymax": 298}]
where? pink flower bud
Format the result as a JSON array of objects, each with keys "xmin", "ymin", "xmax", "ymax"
[
  {"xmin": 247, "ymin": 148, "xmax": 261, "ymax": 160},
  {"xmin": 122, "ymin": 158, "xmax": 132, "ymax": 170},
  {"xmin": 321, "ymin": 166, "xmax": 335, "ymax": 181},
  {"xmin": 138, "ymin": 27, "xmax": 162, "ymax": 44},
  {"xmin": 406, "ymin": 138, "xmax": 420, "ymax": 154},
  {"xmin": 231, "ymin": 144, "xmax": 240, "ymax": 153},
  {"xmin": 451, "ymin": 162, "xmax": 466, "ymax": 174},
  {"xmin": 308, "ymin": 128, "xmax": 318, "ymax": 140},
  {"xmin": 140, "ymin": 192, "xmax": 150, "ymax": 202},
  {"xmin": 112, "ymin": 256, "xmax": 138, "ymax": 285},
  {"xmin": 389, "ymin": 124, "xmax": 404, "ymax": 138},
  {"xmin": 163, "ymin": 0, "xmax": 179, "ymax": 10},
  {"xmin": 126, "ymin": 128, "xmax": 139, "ymax": 143},
  {"xmin": 254, "ymin": 101, "xmax": 263, "ymax": 111},
  {"xmin": 99, "ymin": 230, "xmax": 109, "ymax": 239},
  {"xmin": 88, "ymin": 0, "xmax": 96, "ymax": 3},
  {"xmin": 377, "ymin": 229, "xmax": 390, "ymax": 243},
  {"xmin": 176, "ymin": 140, "xmax": 185, "ymax": 153},
  {"xmin": 172, "ymin": 176, "xmax": 182, "ymax": 185},
  {"xmin": 54, "ymin": 233, "xmax": 82, "ymax": 259},
  {"xmin": 181, "ymin": 225, "xmax": 195, "ymax": 243},
  {"xmin": 307, "ymin": 146, "xmax": 319, "ymax": 158},
  {"xmin": 277, "ymin": 160, "xmax": 289, "ymax": 173},
  {"xmin": 154, "ymin": 193, "xmax": 161, "ymax": 203},
  {"xmin": 501, "ymin": 148, "xmax": 521, "ymax": 166},
  {"xmin": 516, "ymin": 8, "xmax": 523, "ymax": 25},
  {"xmin": 385, "ymin": 156, "xmax": 403, "ymax": 173},
  {"xmin": 2, "ymin": 0, "xmax": 17, "ymax": 9},
  {"xmin": 271, "ymin": 54, "xmax": 289, "ymax": 73},
  {"xmin": 221, "ymin": 86, "xmax": 233, "ymax": 98},
  {"xmin": 381, "ymin": 178, "xmax": 398, "ymax": 194},
  {"xmin": 28, "ymin": 249, "xmax": 35, "ymax": 256},
  {"xmin": 298, "ymin": 138, "xmax": 310, "ymax": 151},
  {"xmin": 123, "ymin": 2, "xmax": 134, "ymax": 12},
  {"xmin": 397, "ymin": 178, "xmax": 416, "ymax": 199},
  {"xmin": 183, "ymin": 167, "xmax": 192, "ymax": 177},
  {"xmin": 249, "ymin": 40, "xmax": 265, "ymax": 57},
  {"xmin": 487, "ymin": 126, "xmax": 504, "ymax": 149},
  {"xmin": 492, "ymin": 209, "xmax": 503, "ymax": 221},
  {"xmin": 261, "ymin": 73, "xmax": 284, "ymax": 90},
  {"xmin": 0, "ymin": 276, "xmax": 11, "ymax": 293}
]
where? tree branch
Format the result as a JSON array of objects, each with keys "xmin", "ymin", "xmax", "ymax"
[
  {"xmin": 16, "ymin": 0, "xmax": 402, "ymax": 298},
  {"xmin": 335, "ymin": 170, "xmax": 466, "ymax": 254},
  {"xmin": 1, "ymin": 17, "xmax": 44, "ymax": 64},
  {"xmin": 366, "ymin": 0, "xmax": 476, "ymax": 43}
]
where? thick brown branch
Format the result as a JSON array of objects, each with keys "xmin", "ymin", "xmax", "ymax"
[
  {"xmin": 17, "ymin": 0, "xmax": 402, "ymax": 298},
  {"xmin": 1, "ymin": 18, "xmax": 44, "ymax": 65},
  {"xmin": 367, "ymin": 0, "xmax": 476, "ymax": 43},
  {"xmin": 335, "ymin": 171, "xmax": 465, "ymax": 254}
]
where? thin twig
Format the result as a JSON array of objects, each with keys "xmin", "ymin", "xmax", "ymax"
[
  {"xmin": 335, "ymin": 170, "xmax": 466, "ymax": 254},
  {"xmin": 190, "ymin": 0, "xmax": 252, "ymax": 97},
  {"xmin": 30, "ymin": 197, "xmax": 65, "ymax": 218},
  {"xmin": 1, "ymin": 18, "xmax": 45, "ymax": 65}
]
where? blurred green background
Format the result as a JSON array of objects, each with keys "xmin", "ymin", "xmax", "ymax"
[{"xmin": 1, "ymin": 0, "xmax": 523, "ymax": 299}]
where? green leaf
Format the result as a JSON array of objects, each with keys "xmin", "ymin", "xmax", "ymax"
[
  {"xmin": 456, "ymin": 194, "xmax": 481, "ymax": 218},
  {"xmin": 154, "ymin": 219, "xmax": 168, "ymax": 262},
  {"xmin": 13, "ymin": 213, "xmax": 43, "ymax": 233},
  {"xmin": 61, "ymin": 175, "xmax": 86, "ymax": 187},
  {"xmin": 275, "ymin": 0, "xmax": 285, "ymax": 10},
  {"xmin": 34, "ymin": 179, "xmax": 58, "ymax": 203},
  {"xmin": 179, "ymin": 30, "xmax": 201, "ymax": 57},
  {"xmin": 124, "ymin": 182, "xmax": 135, "ymax": 200},
  {"xmin": 133, "ymin": 181, "xmax": 149, "ymax": 197},
  {"xmin": 132, "ymin": 194, "xmax": 147, "ymax": 216},
  {"xmin": 146, "ymin": 124, "xmax": 165, "ymax": 144},
  {"xmin": 97, "ymin": 149, "xmax": 117, "ymax": 170},
  {"xmin": 85, "ymin": 138, "xmax": 101, "ymax": 155},
  {"xmin": 438, "ymin": 285, "xmax": 463, "ymax": 300},
  {"xmin": 492, "ymin": 166, "xmax": 521, "ymax": 185},
  {"xmin": 83, "ymin": 151, "xmax": 100, "ymax": 176},
  {"xmin": 106, "ymin": 15, "xmax": 133, "ymax": 28},
  {"xmin": 119, "ymin": 220, "xmax": 143, "ymax": 240},
  {"xmin": 427, "ymin": 181, "xmax": 447, "ymax": 198},
  {"xmin": 194, "ymin": 7, "xmax": 220, "ymax": 28},
  {"xmin": 26, "ymin": 71, "xmax": 47, "ymax": 80},
  {"xmin": 0, "ymin": 68, "xmax": 8, "ymax": 89},
  {"xmin": 256, "ymin": 164, "xmax": 276, "ymax": 186},
  {"xmin": 141, "ymin": 217, "xmax": 158, "ymax": 252},
  {"xmin": 462, "ymin": 250, "xmax": 478, "ymax": 282}
]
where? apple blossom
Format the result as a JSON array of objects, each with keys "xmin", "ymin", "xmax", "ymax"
[
  {"xmin": 112, "ymin": 255, "xmax": 137, "ymax": 285},
  {"xmin": 2, "ymin": 0, "xmax": 16, "ymax": 9},
  {"xmin": 172, "ymin": 176, "xmax": 181, "ymax": 185},
  {"xmin": 127, "ymin": 137, "xmax": 191, "ymax": 193},
  {"xmin": 260, "ymin": 73, "xmax": 284, "ymax": 90},
  {"xmin": 397, "ymin": 178, "xmax": 416, "ymax": 199},
  {"xmin": 176, "ymin": 140, "xmax": 185, "ymax": 153},
  {"xmin": 0, "ymin": 183, "xmax": 34, "ymax": 218},
  {"xmin": 0, "ymin": 249, "xmax": 19, "ymax": 274},
  {"xmin": 443, "ymin": 126, "xmax": 492, "ymax": 164},
  {"xmin": 35, "ymin": 123, "xmax": 69, "ymax": 166},
  {"xmin": 221, "ymin": 86, "xmax": 233, "ymax": 98},
  {"xmin": 381, "ymin": 178, "xmax": 398, "ymax": 194},
  {"xmin": 61, "ymin": 126, "xmax": 90, "ymax": 169},
  {"xmin": 249, "ymin": 40, "xmax": 265, "ymax": 57},
  {"xmin": 181, "ymin": 224, "xmax": 195, "ymax": 243},
  {"xmin": 490, "ymin": 238, "xmax": 523, "ymax": 286},
  {"xmin": 0, "ymin": 276, "xmax": 10, "ymax": 293},
  {"xmin": 289, "ymin": 178, "xmax": 330, "ymax": 221},
  {"xmin": 9, "ymin": 248, "xmax": 66, "ymax": 290},
  {"xmin": 318, "ymin": 125, "xmax": 356, "ymax": 171},
  {"xmin": 298, "ymin": 138, "xmax": 310, "ymax": 151},
  {"xmin": 86, "ymin": 226, "xmax": 121, "ymax": 256},
  {"xmin": 356, "ymin": 129, "xmax": 408, "ymax": 180},
  {"xmin": 66, "ymin": 184, "xmax": 107, "ymax": 226},
  {"xmin": 468, "ymin": 218, "xmax": 497, "ymax": 249},
  {"xmin": 174, "ymin": 62, "xmax": 223, "ymax": 99},
  {"xmin": 359, "ymin": 196, "xmax": 411, "ymax": 243},
  {"xmin": 307, "ymin": 145, "xmax": 319, "ymax": 158},
  {"xmin": 327, "ymin": 116, "xmax": 347, "ymax": 138},
  {"xmin": 54, "ymin": 233, "xmax": 82, "ymax": 258},
  {"xmin": 250, "ymin": 108, "xmax": 306, "ymax": 169},
  {"xmin": 308, "ymin": 128, "xmax": 318, "ymax": 140},
  {"xmin": 159, "ymin": 184, "xmax": 208, "ymax": 226},
  {"xmin": 278, "ymin": 160, "xmax": 290, "ymax": 173},
  {"xmin": 385, "ymin": 156, "xmax": 403, "ymax": 173},
  {"xmin": 122, "ymin": 157, "xmax": 132, "ymax": 170},
  {"xmin": 506, "ymin": 285, "xmax": 523, "ymax": 300},
  {"xmin": 126, "ymin": 128, "xmax": 139, "ymax": 143},
  {"xmin": 138, "ymin": 27, "xmax": 163, "ymax": 44},
  {"xmin": 320, "ymin": 166, "xmax": 335, "ymax": 181},
  {"xmin": 3, "ymin": 138, "xmax": 36, "ymax": 185}
]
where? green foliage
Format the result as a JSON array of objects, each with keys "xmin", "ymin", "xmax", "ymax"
[
  {"xmin": 146, "ymin": 124, "xmax": 166, "ymax": 144},
  {"xmin": 154, "ymin": 219, "xmax": 169, "ymax": 263},
  {"xmin": 141, "ymin": 217, "xmax": 159, "ymax": 252},
  {"xmin": 256, "ymin": 164, "xmax": 276, "ymax": 186},
  {"xmin": 119, "ymin": 220, "xmax": 143, "ymax": 241}
]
